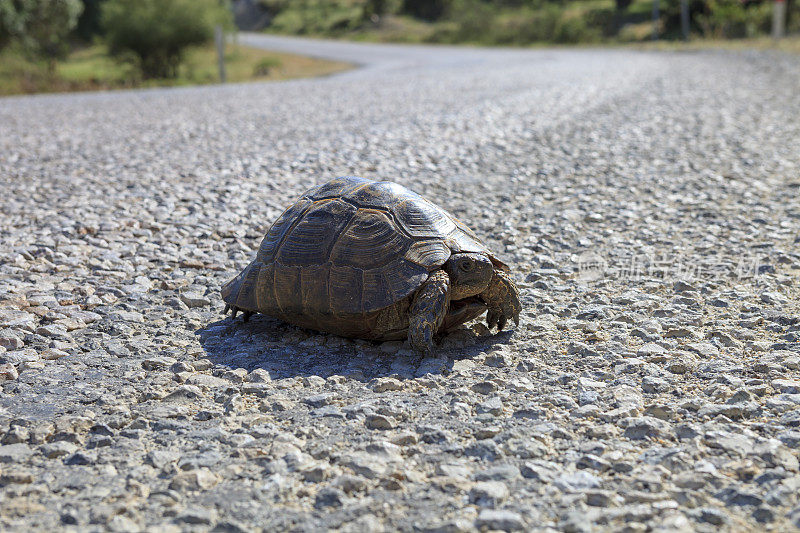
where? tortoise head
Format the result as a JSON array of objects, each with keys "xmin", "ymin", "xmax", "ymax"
[{"xmin": 443, "ymin": 253, "xmax": 494, "ymax": 300}]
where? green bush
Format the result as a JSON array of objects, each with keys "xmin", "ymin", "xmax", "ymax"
[
  {"xmin": 269, "ymin": 0, "xmax": 366, "ymax": 35},
  {"xmin": 102, "ymin": 0, "xmax": 231, "ymax": 79},
  {"xmin": 252, "ymin": 56, "xmax": 281, "ymax": 76},
  {"xmin": 695, "ymin": 0, "xmax": 771, "ymax": 38},
  {"xmin": 464, "ymin": 3, "xmax": 600, "ymax": 45}
]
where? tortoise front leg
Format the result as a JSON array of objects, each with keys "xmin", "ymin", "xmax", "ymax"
[
  {"xmin": 480, "ymin": 269, "xmax": 521, "ymax": 331},
  {"xmin": 408, "ymin": 270, "xmax": 450, "ymax": 354}
]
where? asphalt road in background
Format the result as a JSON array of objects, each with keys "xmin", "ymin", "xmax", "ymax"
[{"xmin": 1, "ymin": 36, "xmax": 800, "ymax": 531}]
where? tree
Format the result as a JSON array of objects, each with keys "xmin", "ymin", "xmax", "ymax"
[
  {"xmin": 401, "ymin": 0, "xmax": 449, "ymax": 21},
  {"xmin": 74, "ymin": 0, "xmax": 107, "ymax": 42},
  {"xmin": 1, "ymin": 0, "xmax": 82, "ymax": 65},
  {"xmin": 0, "ymin": 0, "xmax": 27, "ymax": 50},
  {"xmin": 102, "ymin": 0, "xmax": 231, "ymax": 79},
  {"xmin": 20, "ymin": 0, "xmax": 83, "ymax": 70}
]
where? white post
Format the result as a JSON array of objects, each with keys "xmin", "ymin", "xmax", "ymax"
[
  {"xmin": 681, "ymin": 0, "xmax": 690, "ymax": 40},
  {"xmin": 215, "ymin": 25, "xmax": 226, "ymax": 83},
  {"xmin": 652, "ymin": 0, "xmax": 660, "ymax": 40},
  {"xmin": 773, "ymin": 0, "xmax": 787, "ymax": 39}
]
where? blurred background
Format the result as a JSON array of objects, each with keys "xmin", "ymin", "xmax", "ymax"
[{"xmin": 1, "ymin": 0, "xmax": 798, "ymax": 95}]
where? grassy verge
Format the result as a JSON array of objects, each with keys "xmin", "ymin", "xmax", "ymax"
[
  {"xmin": 0, "ymin": 41, "xmax": 352, "ymax": 96},
  {"xmin": 630, "ymin": 34, "xmax": 800, "ymax": 54}
]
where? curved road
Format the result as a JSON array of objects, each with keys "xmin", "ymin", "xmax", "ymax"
[{"xmin": 1, "ymin": 36, "xmax": 800, "ymax": 532}]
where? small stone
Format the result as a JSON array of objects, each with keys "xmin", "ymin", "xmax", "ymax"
[
  {"xmin": 752, "ymin": 507, "xmax": 774, "ymax": 524},
  {"xmin": 781, "ymin": 410, "xmax": 800, "ymax": 427},
  {"xmin": 469, "ymin": 481, "xmax": 509, "ymax": 506},
  {"xmin": 179, "ymin": 291, "xmax": 211, "ymax": 308},
  {"xmin": 471, "ymin": 381, "xmax": 498, "ymax": 395},
  {"xmin": 390, "ymin": 432, "xmax": 418, "ymax": 446},
  {"xmin": 0, "ymin": 363, "xmax": 18, "ymax": 381},
  {"xmin": 372, "ymin": 377, "xmax": 403, "ymax": 392},
  {"xmin": 751, "ymin": 439, "xmax": 799, "ymax": 470},
  {"xmin": 673, "ymin": 280, "xmax": 696, "ymax": 292},
  {"xmin": 303, "ymin": 393, "xmax": 335, "ymax": 407},
  {"xmin": 585, "ymin": 490, "xmax": 619, "ymax": 507},
  {"xmin": 777, "ymin": 430, "xmax": 800, "ymax": 448},
  {"xmin": 301, "ymin": 464, "xmax": 332, "ymax": 482},
  {"xmin": 222, "ymin": 368, "xmax": 248, "ymax": 383},
  {"xmin": 0, "ymin": 443, "xmax": 33, "ymax": 463},
  {"xmin": 331, "ymin": 474, "xmax": 368, "ymax": 494},
  {"xmin": 169, "ymin": 469, "xmax": 220, "ymax": 491},
  {"xmin": 311, "ymin": 406, "xmax": 345, "ymax": 418},
  {"xmin": 365, "ymin": 414, "xmax": 395, "ymax": 430},
  {"xmin": 475, "ymin": 509, "xmax": 525, "ymax": 531},
  {"xmin": 142, "ymin": 357, "xmax": 177, "ymax": 370},
  {"xmin": 425, "ymin": 518, "xmax": 474, "ymax": 533},
  {"xmin": 302, "ymin": 376, "xmax": 327, "ymax": 388},
  {"xmin": 35, "ymin": 324, "xmax": 71, "ymax": 340},
  {"xmin": 341, "ymin": 453, "xmax": 388, "ymax": 479},
  {"xmin": 576, "ymin": 454, "xmax": 611, "ymax": 472},
  {"xmin": 163, "ymin": 385, "xmax": 202, "ymax": 402},
  {"xmin": 246, "ymin": 369, "xmax": 272, "ymax": 383},
  {"xmin": 619, "ymin": 416, "xmax": 671, "ymax": 440},
  {"xmin": 224, "ymin": 394, "xmax": 245, "ymax": 413},
  {"xmin": 554, "ymin": 471, "xmax": 602, "ymax": 492},
  {"xmin": 1, "ymin": 426, "xmax": 28, "ymax": 444},
  {"xmin": 0, "ymin": 333, "xmax": 23, "ymax": 350},
  {"xmin": 476, "ymin": 397, "xmax": 504, "ymax": 416},
  {"xmin": 41, "ymin": 348, "xmax": 69, "ymax": 360},
  {"xmin": 644, "ymin": 404, "xmax": 675, "ymax": 420},
  {"xmin": 664, "ymin": 327, "xmax": 697, "ymax": 339},
  {"xmin": 474, "ymin": 426, "xmax": 501, "ymax": 440},
  {"xmin": 0, "ymin": 470, "xmax": 34, "ymax": 485},
  {"xmin": 178, "ymin": 507, "xmax": 217, "ymax": 525},
  {"xmin": 695, "ymin": 508, "xmax": 728, "ymax": 525},
  {"xmin": 315, "ymin": 487, "xmax": 346, "ymax": 508},
  {"xmin": 146, "ymin": 450, "xmax": 181, "ymax": 469},
  {"xmin": 42, "ymin": 441, "xmax": 78, "ymax": 458},
  {"xmin": 715, "ymin": 486, "xmax": 763, "ymax": 507},
  {"xmin": 642, "ymin": 376, "xmax": 671, "ymax": 393},
  {"xmin": 474, "ymin": 464, "xmax": 520, "ymax": 481},
  {"xmin": 686, "ymin": 342, "xmax": 719, "ymax": 358},
  {"xmin": 637, "ymin": 343, "xmax": 666, "ymax": 358},
  {"xmin": 772, "ymin": 379, "xmax": 800, "ymax": 394}
]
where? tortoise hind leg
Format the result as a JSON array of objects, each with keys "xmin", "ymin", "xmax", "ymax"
[
  {"xmin": 408, "ymin": 270, "xmax": 451, "ymax": 354},
  {"xmin": 223, "ymin": 304, "xmax": 255, "ymax": 323}
]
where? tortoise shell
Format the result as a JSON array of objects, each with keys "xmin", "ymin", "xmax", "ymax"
[{"xmin": 221, "ymin": 177, "xmax": 500, "ymax": 339}]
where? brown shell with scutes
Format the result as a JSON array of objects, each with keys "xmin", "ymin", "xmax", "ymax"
[{"xmin": 221, "ymin": 177, "xmax": 506, "ymax": 341}]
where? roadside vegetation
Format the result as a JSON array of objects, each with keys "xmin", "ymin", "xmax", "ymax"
[
  {"xmin": 0, "ymin": 0, "xmax": 349, "ymax": 96},
  {"xmin": 259, "ymin": 0, "xmax": 800, "ymax": 45}
]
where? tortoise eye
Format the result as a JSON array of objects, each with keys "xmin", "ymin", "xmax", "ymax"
[{"xmin": 459, "ymin": 258, "xmax": 474, "ymax": 272}]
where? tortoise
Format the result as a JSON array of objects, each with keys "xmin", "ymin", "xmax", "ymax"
[{"xmin": 221, "ymin": 177, "xmax": 521, "ymax": 353}]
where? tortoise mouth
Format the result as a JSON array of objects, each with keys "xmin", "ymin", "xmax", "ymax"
[
  {"xmin": 443, "ymin": 296, "xmax": 487, "ymax": 331},
  {"xmin": 449, "ymin": 295, "xmax": 484, "ymax": 311}
]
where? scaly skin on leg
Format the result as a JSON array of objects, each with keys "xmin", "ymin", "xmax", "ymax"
[
  {"xmin": 480, "ymin": 269, "xmax": 521, "ymax": 331},
  {"xmin": 408, "ymin": 270, "xmax": 451, "ymax": 354}
]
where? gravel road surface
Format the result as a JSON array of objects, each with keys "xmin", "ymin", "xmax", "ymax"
[{"xmin": 1, "ymin": 35, "xmax": 800, "ymax": 532}]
